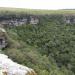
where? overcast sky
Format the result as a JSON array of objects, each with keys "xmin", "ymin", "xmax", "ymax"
[{"xmin": 0, "ymin": 0, "xmax": 75, "ymax": 10}]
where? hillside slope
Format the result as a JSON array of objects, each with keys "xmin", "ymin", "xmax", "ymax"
[
  {"xmin": 0, "ymin": 8, "xmax": 75, "ymax": 75},
  {"xmin": 3, "ymin": 24, "xmax": 75, "ymax": 75}
]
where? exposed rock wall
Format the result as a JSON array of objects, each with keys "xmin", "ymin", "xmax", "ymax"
[
  {"xmin": 0, "ymin": 14, "xmax": 75, "ymax": 27},
  {"xmin": 0, "ymin": 28, "xmax": 7, "ymax": 49},
  {"xmin": 64, "ymin": 14, "xmax": 75, "ymax": 24},
  {"xmin": 0, "ymin": 16, "xmax": 39, "ymax": 27}
]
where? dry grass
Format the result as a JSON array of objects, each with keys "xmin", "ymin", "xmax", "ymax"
[{"xmin": 0, "ymin": 7, "xmax": 75, "ymax": 15}]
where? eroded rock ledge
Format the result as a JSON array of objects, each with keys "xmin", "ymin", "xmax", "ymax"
[{"xmin": 0, "ymin": 54, "xmax": 37, "ymax": 75}]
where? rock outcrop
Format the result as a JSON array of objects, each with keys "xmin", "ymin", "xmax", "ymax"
[
  {"xmin": 1, "ymin": 14, "xmax": 75, "ymax": 27},
  {"xmin": 63, "ymin": 14, "xmax": 75, "ymax": 24},
  {"xmin": 0, "ymin": 54, "xmax": 37, "ymax": 75},
  {"xmin": 0, "ymin": 16, "xmax": 39, "ymax": 27},
  {"xmin": 0, "ymin": 28, "xmax": 7, "ymax": 49}
]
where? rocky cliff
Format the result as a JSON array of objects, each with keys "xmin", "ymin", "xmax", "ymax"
[
  {"xmin": 0, "ymin": 28, "xmax": 37, "ymax": 75},
  {"xmin": 0, "ymin": 14, "xmax": 75, "ymax": 28},
  {"xmin": 0, "ymin": 15, "xmax": 39, "ymax": 27}
]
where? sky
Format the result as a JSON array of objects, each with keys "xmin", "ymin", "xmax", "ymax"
[{"xmin": 0, "ymin": 0, "xmax": 75, "ymax": 10}]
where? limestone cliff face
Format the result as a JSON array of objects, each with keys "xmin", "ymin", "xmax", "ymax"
[
  {"xmin": 63, "ymin": 14, "xmax": 75, "ymax": 24},
  {"xmin": 0, "ymin": 28, "xmax": 7, "ymax": 49},
  {"xmin": 0, "ymin": 15, "xmax": 39, "ymax": 27},
  {"xmin": 0, "ymin": 14, "xmax": 75, "ymax": 27},
  {"xmin": 0, "ymin": 54, "xmax": 37, "ymax": 75}
]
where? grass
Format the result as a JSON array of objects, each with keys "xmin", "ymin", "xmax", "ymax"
[{"xmin": 0, "ymin": 7, "xmax": 75, "ymax": 15}]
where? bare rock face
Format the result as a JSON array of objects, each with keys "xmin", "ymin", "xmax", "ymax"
[
  {"xmin": 0, "ymin": 28, "xmax": 7, "ymax": 49},
  {"xmin": 0, "ymin": 54, "xmax": 37, "ymax": 75},
  {"xmin": 64, "ymin": 14, "xmax": 75, "ymax": 24},
  {"xmin": 0, "ymin": 16, "xmax": 39, "ymax": 27}
]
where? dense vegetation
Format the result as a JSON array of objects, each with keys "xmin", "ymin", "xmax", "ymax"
[{"xmin": 1, "ymin": 8, "xmax": 75, "ymax": 75}]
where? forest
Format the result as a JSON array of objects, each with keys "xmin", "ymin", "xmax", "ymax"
[{"xmin": 0, "ymin": 8, "xmax": 75, "ymax": 75}]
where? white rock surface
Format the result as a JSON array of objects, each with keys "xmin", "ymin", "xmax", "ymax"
[
  {"xmin": 0, "ymin": 54, "xmax": 36, "ymax": 75},
  {"xmin": 0, "ymin": 28, "xmax": 6, "ymax": 33}
]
